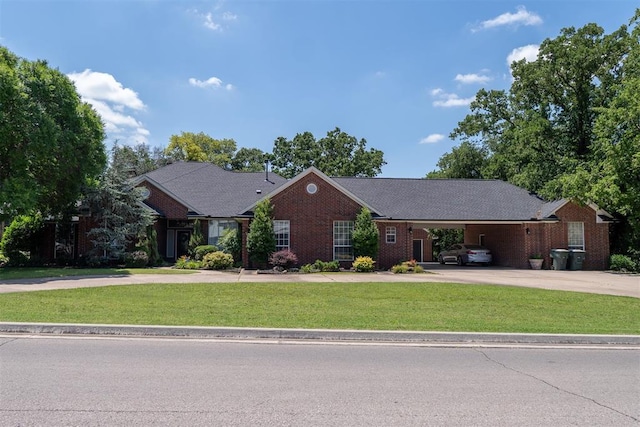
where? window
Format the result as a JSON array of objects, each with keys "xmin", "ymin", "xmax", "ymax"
[
  {"xmin": 567, "ymin": 222, "xmax": 585, "ymax": 250},
  {"xmin": 274, "ymin": 220, "xmax": 290, "ymax": 251},
  {"xmin": 385, "ymin": 226, "xmax": 396, "ymax": 244},
  {"xmin": 333, "ymin": 221, "xmax": 354, "ymax": 261},
  {"xmin": 208, "ymin": 220, "xmax": 238, "ymax": 246}
]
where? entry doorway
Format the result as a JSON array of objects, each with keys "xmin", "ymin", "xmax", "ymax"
[
  {"xmin": 412, "ymin": 239, "xmax": 423, "ymax": 262},
  {"xmin": 176, "ymin": 230, "xmax": 191, "ymax": 258}
]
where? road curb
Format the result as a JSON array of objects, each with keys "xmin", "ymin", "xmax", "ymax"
[{"xmin": 1, "ymin": 322, "xmax": 639, "ymax": 346}]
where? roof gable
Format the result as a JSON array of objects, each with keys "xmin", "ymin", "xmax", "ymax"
[
  {"xmin": 241, "ymin": 167, "xmax": 379, "ymax": 215},
  {"xmin": 137, "ymin": 162, "xmax": 287, "ymax": 218}
]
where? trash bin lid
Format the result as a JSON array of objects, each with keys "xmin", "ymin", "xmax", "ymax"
[
  {"xmin": 568, "ymin": 249, "xmax": 585, "ymax": 253},
  {"xmin": 551, "ymin": 248, "xmax": 569, "ymax": 252}
]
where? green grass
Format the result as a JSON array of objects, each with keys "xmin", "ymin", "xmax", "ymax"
[
  {"xmin": 0, "ymin": 267, "xmax": 198, "ymax": 280},
  {"xmin": 0, "ymin": 282, "xmax": 637, "ymax": 334}
]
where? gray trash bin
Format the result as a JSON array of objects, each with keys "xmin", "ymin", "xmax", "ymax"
[
  {"xmin": 550, "ymin": 249, "xmax": 569, "ymax": 270},
  {"xmin": 568, "ymin": 249, "xmax": 586, "ymax": 270}
]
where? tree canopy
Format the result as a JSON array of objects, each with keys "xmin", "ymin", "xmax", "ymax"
[
  {"xmin": 165, "ymin": 132, "xmax": 237, "ymax": 168},
  {"xmin": 430, "ymin": 11, "xmax": 639, "ymax": 257},
  {"xmin": 0, "ymin": 46, "xmax": 106, "ymax": 220},
  {"xmin": 271, "ymin": 127, "xmax": 386, "ymax": 178}
]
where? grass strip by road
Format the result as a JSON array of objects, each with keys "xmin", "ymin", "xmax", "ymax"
[
  {"xmin": 0, "ymin": 282, "xmax": 637, "ymax": 334},
  {"xmin": 0, "ymin": 267, "xmax": 198, "ymax": 281}
]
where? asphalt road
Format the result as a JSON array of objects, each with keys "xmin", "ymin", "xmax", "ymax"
[{"xmin": 1, "ymin": 336, "xmax": 638, "ymax": 426}]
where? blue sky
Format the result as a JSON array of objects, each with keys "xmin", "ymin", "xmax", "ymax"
[{"xmin": 0, "ymin": 1, "xmax": 635, "ymax": 177}]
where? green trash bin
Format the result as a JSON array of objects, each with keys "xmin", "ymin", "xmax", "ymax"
[
  {"xmin": 550, "ymin": 249, "xmax": 569, "ymax": 270},
  {"xmin": 568, "ymin": 249, "xmax": 586, "ymax": 270}
]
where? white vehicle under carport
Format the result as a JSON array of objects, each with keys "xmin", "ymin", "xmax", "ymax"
[{"xmin": 438, "ymin": 244, "xmax": 492, "ymax": 266}]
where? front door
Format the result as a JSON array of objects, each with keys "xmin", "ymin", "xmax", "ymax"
[
  {"xmin": 176, "ymin": 230, "xmax": 191, "ymax": 258},
  {"xmin": 412, "ymin": 239, "xmax": 423, "ymax": 262}
]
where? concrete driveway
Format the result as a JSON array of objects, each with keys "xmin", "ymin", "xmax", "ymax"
[{"xmin": 0, "ymin": 264, "xmax": 637, "ymax": 297}]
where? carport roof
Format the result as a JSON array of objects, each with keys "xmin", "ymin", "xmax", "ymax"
[{"xmin": 333, "ymin": 176, "xmax": 552, "ymax": 221}]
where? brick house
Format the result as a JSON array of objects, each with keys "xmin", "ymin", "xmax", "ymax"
[{"xmin": 38, "ymin": 161, "xmax": 613, "ymax": 270}]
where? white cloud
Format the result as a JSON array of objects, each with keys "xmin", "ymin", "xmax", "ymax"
[
  {"xmin": 454, "ymin": 73, "xmax": 492, "ymax": 84},
  {"xmin": 191, "ymin": 8, "xmax": 237, "ymax": 31},
  {"xmin": 431, "ymin": 88, "xmax": 475, "ymax": 108},
  {"xmin": 507, "ymin": 44, "xmax": 539, "ymax": 66},
  {"xmin": 68, "ymin": 69, "xmax": 149, "ymax": 145},
  {"xmin": 475, "ymin": 6, "xmax": 542, "ymax": 31},
  {"xmin": 203, "ymin": 12, "xmax": 221, "ymax": 31},
  {"xmin": 222, "ymin": 11, "xmax": 237, "ymax": 21},
  {"xmin": 189, "ymin": 76, "xmax": 234, "ymax": 91},
  {"xmin": 68, "ymin": 69, "xmax": 145, "ymax": 110},
  {"xmin": 420, "ymin": 134, "xmax": 445, "ymax": 144}
]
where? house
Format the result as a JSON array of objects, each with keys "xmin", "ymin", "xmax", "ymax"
[{"xmin": 36, "ymin": 161, "xmax": 613, "ymax": 270}]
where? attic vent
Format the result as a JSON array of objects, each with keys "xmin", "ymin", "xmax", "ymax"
[
  {"xmin": 306, "ymin": 183, "xmax": 318, "ymax": 194},
  {"xmin": 256, "ymin": 189, "xmax": 262, "ymax": 194}
]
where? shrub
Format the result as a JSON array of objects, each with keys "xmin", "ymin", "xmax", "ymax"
[
  {"xmin": 313, "ymin": 259, "xmax": 340, "ymax": 272},
  {"xmin": 0, "ymin": 253, "xmax": 7, "ymax": 267},
  {"xmin": 194, "ymin": 245, "xmax": 218, "ymax": 261},
  {"xmin": 219, "ymin": 227, "xmax": 241, "ymax": 261},
  {"xmin": 609, "ymin": 254, "xmax": 638, "ymax": 272},
  {"xmin": 269, "ymin": 249, "xmax": 298, "ymax": 269},
  {"xmin": 413, "ymin": 265, "xmax": 425, "ymax": 274},
  {"xmin": 391, "ymin": 264, "xmax": 408, "ymax": 274},
  {"xmin": 188, "ymin": 219, "xmax": 205, "ymax": 256},
  {"xmin": 300, "ymin": 264, "xmax": 316, "ymax": 273},
  {"xmin": 352, "ymin": 256, "xmax": 375, "ymax": 272},
  {"xmin": 202, "ymin": 251, "xmax": 234, "ymax": 270},
  {"xmin": 0, "ymin": 214, "xmax": 46, "ymax": 266},
  {"xmin": 174, "ymin": 256, "xmax": 201, "ymax": 270},
  {"xmin": 353, "ymin": 207, "xmax": 379, "ymax": 259},
  {"xmin": 124, "ymin": 250, "xmax": 149, "ymax": 268}
]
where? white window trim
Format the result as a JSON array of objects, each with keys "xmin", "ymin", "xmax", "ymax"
[
  {"xmin": 274, "ymin": 220, "xmax": 290, "ymax": 251},
  {"xmin": 385, "ymin": 226, "xmax": 396, "ymax": 244},
  {"xmin": 567, "ymin": 222, "xmax": 585, "ymax": 250},
  {"xmin": 333, "ymin": 220, "xmax": 354, "ymax": 261}
]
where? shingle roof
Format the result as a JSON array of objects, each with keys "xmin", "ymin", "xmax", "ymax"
[
  {"xmin": 332, "ymin": 176, "xmax": 549, "ymax": 221},
  {"xmin": 139, "ymin": 163, "xmax": 569, "ymax": 222},
  {"xmin": 139, "ymin": 162, "xmax": 287, "ymax": 217}
]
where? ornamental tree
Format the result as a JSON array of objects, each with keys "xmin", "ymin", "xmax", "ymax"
[
  {"xmin": 352, "ymin": 207, "xmax": 379, "ymax": 259},
  {"xmin": 246, "ymin": 198, "xmax": 276, "ymax": 266}
]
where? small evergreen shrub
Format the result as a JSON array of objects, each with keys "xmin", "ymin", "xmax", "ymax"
[
  {"xmin": 609, "ymin": 254, "xmax": 638, "ymax": 272},
  {"xmin": 269, "ymin": 249, "xmax": 298, "ymax": 269},
  {"xmin": 194, "ymin": 245, "xmax": 218, "ymax": 261},
  {"xmin": 124, "ymin": 250, "xmax": 149, "ymax": 268},
  {"xmin": 353, "ymin": 256, "xmax": 375, "ymax": 272},
  {"xmin": 174, "ymin": 256, "xmax": 201, "ymax": 270},
  {"xmin": 202, "ymin": 251, "xmax": 234, "ymax": 270}
]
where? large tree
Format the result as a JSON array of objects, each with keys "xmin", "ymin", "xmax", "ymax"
[
  {"xmin": 0, "ymin": 46, "xmax": 106, "ymax": 220},
  {"xmin": 449, "ymin": 19, "xmax": 631, "ymax": 197},
  {"xmin": 165, "ymin": 131, "xmax": 236, "ymax": 168},
  {"xmin": 84, "ymin": 164, "xmax": 153, "ymax": 261},
  {"xmin": 230, "ymin": 147, "xmax": 267, "ymax": 172},
  {"xmin": 271, "ymin": 127, "xmax": 386, "ymax": 178},
  {"xmin": 435, "ymin": 12, "xmax": 639, "ymax": 258}
]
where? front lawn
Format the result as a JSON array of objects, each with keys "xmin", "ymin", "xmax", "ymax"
[
  {"xmin": 0, "ymin": 282, "xmax": 637, "ymax": 334},
  {"xmin": 0, "ymin": 267, "xmax": 198, "ymax": 281}
]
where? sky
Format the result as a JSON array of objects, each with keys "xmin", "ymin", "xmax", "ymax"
[{"xmin": 0, "ymin": 0, "xmax": 636, "ymax": 178}]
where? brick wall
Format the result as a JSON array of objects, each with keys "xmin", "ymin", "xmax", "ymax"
[
  {"xmin": 465, "ymin": 202, "xmax": 610, "ymax": 270},
  {"xmin": 140, "ymin": 182, "xmax": 189, "ymax": 219},
  {"xmin": 465, "ymin": 224, "xmax": 526, "ymax": 268},
  {"xmin": 269, "ymin": 172, "xmax": 363, "ymax": 268}
]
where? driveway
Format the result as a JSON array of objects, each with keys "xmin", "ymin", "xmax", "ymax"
[{"xmin": 0, "ymin": 264, "xmax": 637, "ymax": 297}]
